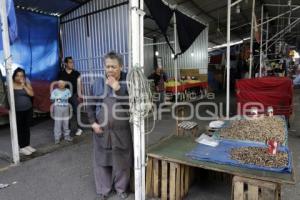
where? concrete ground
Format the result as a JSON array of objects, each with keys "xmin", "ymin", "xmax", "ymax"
[{"xmin": 0, "ymin": 91, "xmax": 299, "ymax": 200}]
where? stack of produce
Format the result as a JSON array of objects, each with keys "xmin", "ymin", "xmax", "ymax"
[
  {"xmin": 230, "ymin": 147, "xmax": 288, "ymax": 168},
  {"xmin": 220, "ymin": 116, "xmax": 286, "ymax": 144}
]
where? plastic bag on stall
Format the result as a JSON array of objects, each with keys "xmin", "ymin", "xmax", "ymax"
[{"xmin": 195, "ymin": 134, "xmax": 219, "ymax": 147}]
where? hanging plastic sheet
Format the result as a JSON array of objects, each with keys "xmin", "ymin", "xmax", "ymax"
[
  {"xmin": 144, "ymin": 0, "xmax": 206, "ymax": 56},
  {"xmin": 0, "ymin": 0, "xmax": 18, "ymax": 49},
  {"xmin": 175, "ymin": 10, "xmax": 206, "ymax": 56},
  {"xmin": 0, "ymin": 10, "xmax": 59, "ymax": 81}
]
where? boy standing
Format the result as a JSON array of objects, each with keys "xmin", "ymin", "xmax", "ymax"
[{"xmin": 51, "ymin": 80, "xmax": 73, "ymax": 144}]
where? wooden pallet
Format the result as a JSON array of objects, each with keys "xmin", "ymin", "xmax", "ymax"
[
  {"xmin": 232, "ymin": 176, "xmax": 281, "ymax": 200},
  {"xmin": 146, "ymin": 157, "xmax": 193, "ymax": 200}
]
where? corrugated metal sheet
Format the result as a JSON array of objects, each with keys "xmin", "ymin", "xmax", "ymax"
[
  {"xmin": 60, "ymin": 0, "xmax": 129, "ymax": 98},
  {"xmin": 61, "ymin": 0, "xmax": 128, "ymax": 22},
  {"xmin": 144, "ymin": 37, "xmax": 154, "ymax": 77},
  {"xmin": 156, "ymin": 28, "xmax": 208, "ymax": 77}
]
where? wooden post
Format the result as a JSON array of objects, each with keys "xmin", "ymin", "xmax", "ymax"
[
  {"xmin": 184, "ymin": 166, "xmax": 190, "ymax": 195},
  {"xmin": 180, "ymin": 165, "xmax": 185, "ymax": 199},
  {"xmin": 232, "ymin": 176, "xmax": 281, "ymax": 200},
  {"xmin": 175, "ymin": 163, "xmax": 181, "ymax": 200},
  {"xmin": 153, "ymin": 159, "xmax": 160, "ymax": 197},
  {"xmin": 169, "ymin": 162, "xmax": 176, "ymax": 200},
  {"xmin": 161, "ymin": 160, "xmax": 168, "ymax": 200},
  {"xmin": 234, "ymin": 181, "xmax": 244, "ymax": 200},
  {"xmin": 146, "ymin": 157, "xmax": 153, "ymax": 196},
  {"xmin": 248, "ymin": 185, "xmax": 259, "ymax": 200}
]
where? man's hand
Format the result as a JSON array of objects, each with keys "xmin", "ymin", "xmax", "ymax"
[
  {"xmin": 91, "ymin": 122, "xmax": 103, "ymax": 135},
  {"xmin": 106, "ymin": 76, "xmax": 120, "ymax": 91}
]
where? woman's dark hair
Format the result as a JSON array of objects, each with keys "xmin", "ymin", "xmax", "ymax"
[
  {"xmin": 64, "ymin": 56, "xmax": 73, "ymax": 63},
  {"xmin": 12, "ymin": 67, "xmax": 26, "ymax": 81}
]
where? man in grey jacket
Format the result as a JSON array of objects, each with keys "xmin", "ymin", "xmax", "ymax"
[{"xmin": 87, "ymin": 52, "xmax": 132, "ymax": 200}]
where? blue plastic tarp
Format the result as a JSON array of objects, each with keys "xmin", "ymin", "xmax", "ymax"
[
  {"xmin": 0, "ymin": 0, "xmax": 18, "ymax": 49},
  {"xmin": 186, "ymin": 139, "xmax": 292, "ymax": 173},
  {"xmin": 0, "ymin": 10, "xmax": 59, "ymax": 81}
]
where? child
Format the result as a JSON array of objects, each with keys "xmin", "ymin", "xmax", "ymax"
[{"xmin": 50, "ymin": 80, "xmax": 73, "ymax": 144}]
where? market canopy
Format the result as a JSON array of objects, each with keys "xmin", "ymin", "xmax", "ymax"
[
  {"xmin": 144, "ymin": 0, "xmax": 300, "ymax": 50},
  {"xmin": 145, "ymin": 0, "xmax": 207, "ymax": 57}
]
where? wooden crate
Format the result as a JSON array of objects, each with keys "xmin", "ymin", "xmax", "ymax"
[
  {"xmin": 178, "ymin": 126, "xmax": 198, "ymax": 138},
  {"xmin": 146, "ymin": 157, "xmax": 193, "ymax": 200},
  {"xmin": 232, "ymin": 176, "xmax": 281, "ymax": 200}
]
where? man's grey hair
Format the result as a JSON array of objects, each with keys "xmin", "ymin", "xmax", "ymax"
[{"xmin": 104, "ymin": 51, "xmax": 123, "ymax": 66}]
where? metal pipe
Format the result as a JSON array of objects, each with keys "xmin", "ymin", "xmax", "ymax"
[
  {"xmin": 265, "ymin": 58, "xmax": 283, "ymax": 61},
  {"xmin": 249, "ymin": 0, "xmax": 255, "ymax": 78},
  {"xmin": 144, "ymin": 41, "xmax": 175, "ymax": 46},
  {"xmin": 0, "ymin": 0, "xmax": 20, "ymax": 164},
  {"xmin": 263, "ymin": 18, "xmax": 300, "ymax": 46},
  {"xmin": 265, "ymin": 4, "xmax": 300, "ymax": 7},
  {"xmin": 231, "ymin": 0, "xmax": 243, "ymax": 7},
  {"xmin": 130, "ymin": 1, "xmax": 145, "ymax": 199},
  {"xmin": 257, "ymin": 6, "xmax": 300, "ymax": 27},
  {"xmin": 267, "ymin": 23, "xmax": 299, "ymax": 51},
  {"xmin": 265, "ymin": 14, "xmax": 269, "ymax": 56},
  {"xmin": 231, "ymin": 22, "xmax": 251, "ymax": 30},
  {"xmin": 139, "ymin": 1, "xmax": 146, "ymax": 199},
  {"xmin": 231, "ymin": 16, "xmax": 300, "ymax": 31},
  {"xmin": 174, "ymin": 11, "xmax": 178, "ymax": 104},
  {"xmin": 226, "ymin": 0, "xmax": 231, "ymax": 119},
  {"xmin": 259, "ymin": 5, "xmax": 263, "ymax": 77}
]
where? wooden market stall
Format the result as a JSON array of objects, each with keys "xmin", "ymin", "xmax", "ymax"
[
  {"xmin": 146, "ymin": 135, "xmax": 295, "ymax": 200},
  {"xmin": 146, "ymin": 114, "xmax": 295, "ymax": 200}
]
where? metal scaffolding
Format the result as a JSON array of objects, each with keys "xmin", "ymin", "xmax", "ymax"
[{"xmin": 257, "ymin": 3, "xmax": 300, "ymax": 77}]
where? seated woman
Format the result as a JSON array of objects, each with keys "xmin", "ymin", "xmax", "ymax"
[{"xmin": 13, "ymin": 67, "xmax": 36, "ymax": 156}]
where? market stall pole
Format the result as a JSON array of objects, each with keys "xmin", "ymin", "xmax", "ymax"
[
  {"xmin": 226, "ymin": 0, "xmax": 243, "ymax": 118},
  {"xmin": 259, "ymin": 5, "xmax": 264, "ymax": 77},
  {"xmin": 0, "ymin": 0, "xmax": 20, "ymax": 164},
  {"xmin": 173, "ymin": 10, "xmax": 178, "ymax": 104},
  {"xmin": 249, "ymin": 0, "xmax": 255, "ymax": 78},
  {"xmin": 129, "ymin": 0, "xmax": 146, "ymax": 199},
  {"xmin": 265, "ymin": 14, "xmax": 269, "ymax": 57},
  {"xmin": 173, "ymin": 8, "xmax": 181, "ymax": 136},
  {"xmin": 226, "ymin": 0, "xmax": 231, "ymax": 118}
]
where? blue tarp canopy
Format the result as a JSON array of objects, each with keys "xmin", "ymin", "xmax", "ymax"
[
  {"xmin": 1, "ymin": 0, "xmax": 90, "ymax": 80},
  {"xmin": 0, "ymin": 10, "xmax": 59, "ymax": 80}
]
